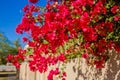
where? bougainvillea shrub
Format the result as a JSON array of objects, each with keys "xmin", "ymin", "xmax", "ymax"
[{"xmin": 7, "ymin": 0, "xmax": 120, "ymax": 80}]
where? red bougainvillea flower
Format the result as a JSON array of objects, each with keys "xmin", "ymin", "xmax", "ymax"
[
  {"xmin": 111, "ymin": 5, "xmax": 118, "ymax": 14},
  {"xmin": 94, "ymin": 60, "xmax": 105, "ymax": 68},
  {"xmin": 114, "ymin": 16, "xmax": 120, "ymax": 21},
  {"xmin": 114, "ymin": 43, "xmax": 120, "ymax": 53},
  {"xmin": 7, "ymin": 54, "xmax": 14, "ymax": 62},
  {"xmin": 62, "ymin": 72, "xmax": 67, "ymax": 77},
  {"xmin": 22, "ymin": 37, "xmax": 28, "ymax": 42},
  {"xmin": 47, "ymin": 68, "xmax": 60, "ymax": 80},
  {"xmin": 58, "ymin": 53, "xmax": 66, "ymax": 62},
  {"xmin": 82, "ymin": 52, "xmax": 89, "ymax": 59},
  {"xmin": 28, "ymin": 0, "xmax": 38, "ymax": 4},
  {"xmin": 13, "ymin": 61, "xmax": 21, "ymax": 69},
  {"xmin": 62, "ymin": 78, "xmax": 66, "ymax": 80}
]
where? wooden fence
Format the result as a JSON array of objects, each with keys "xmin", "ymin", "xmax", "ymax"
[{"xmin": 19, "ymin": 52, "xmax": 120, "ymax": 80}]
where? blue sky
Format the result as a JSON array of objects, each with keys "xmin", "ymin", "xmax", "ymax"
[{"xmin": 0, "ymin": 0, "xmax": 46, "ymax": 46}]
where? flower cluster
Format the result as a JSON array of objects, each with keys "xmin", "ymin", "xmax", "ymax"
[
  {"xmin": 8, "ymin": 0, "xmax": 120, "ymax": 80},
  {"xmin": 7, "ymin": 47, "xmax": 26, "ymax": 69},
  {"xmin": 48, "ymin": 68, "xmax": 66, "ymax": 80}
]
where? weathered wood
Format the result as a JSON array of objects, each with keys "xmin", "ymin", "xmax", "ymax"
[{"xmin": 19, "ymin": 52, "xmax": 120, "ymax": 80}]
